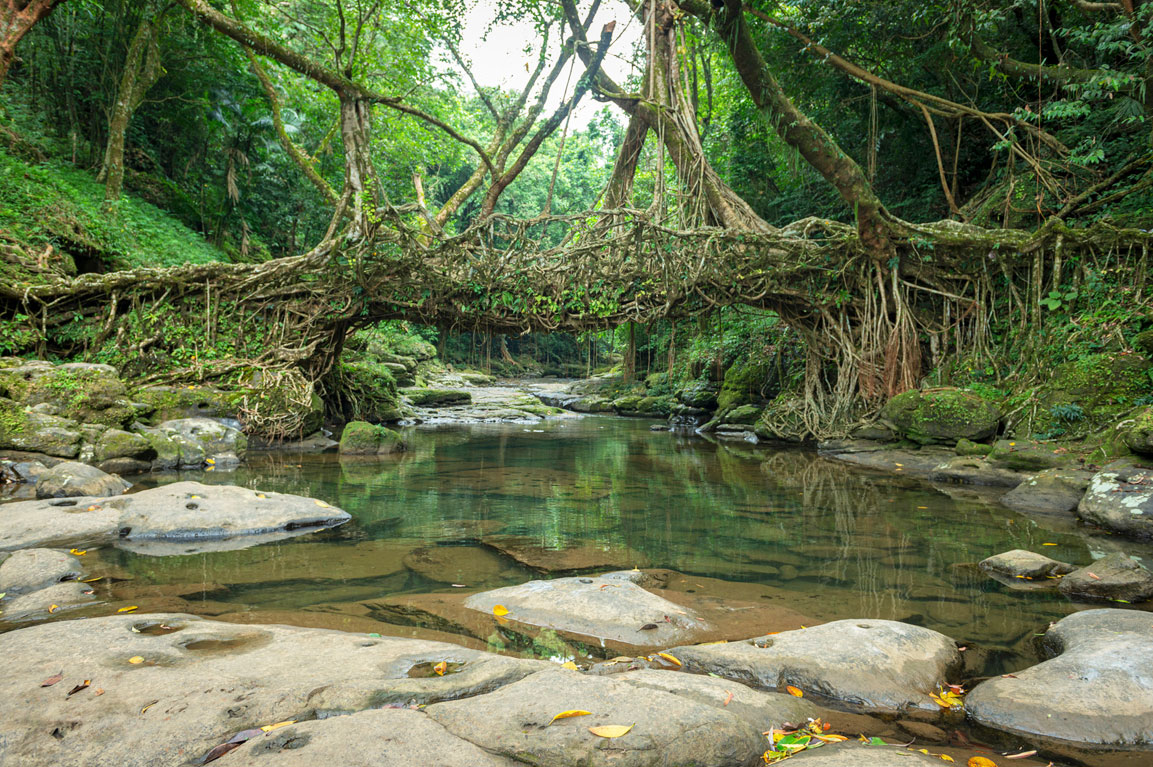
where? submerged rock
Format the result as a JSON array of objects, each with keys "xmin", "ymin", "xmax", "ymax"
[
  {"xmin": 35, "ymin": 461, "xmax": 130, "ymax": 499},
  {"xmin": 880, "ymin": 389, "xmax": 1000, "ymax": 446},
  {"xmin": 1078, "ymin": 459, "xmax": 1153, "ymax": 538},
  {"xmin": 426, "ymin": 668, "xmax": 816, "ymax": 767},
  {"xmin": 0, "ymin": 481, "xmax": 349, "ymax": 550},
  {"xmin": 1058, "ymin": 553, "xmax": 1153, "ymax": 603},
  {"xmin": 0, "ymin": 613, "xmax": 547, "ymax": 767},
  {"xmin": 464, "ymin": 572, "xmax": 710, "ymax": 646},
  {"xmin": 480, "ymin": 535, "xmax": 649, "ymax": 572},
  {"xmin": 966, "ymin": 609, "xmax": 1153, "ymax": 747},
  {"xmin": 0, "ymin": 548, "xmax": 83, "ymax": 593},
  {"xmin": 1000, "ymin": 468, "xmax": 1092, "ymax": 514},
  {"xmin": 403, "ymin": 545, "xmax": 517, "ymax": 586},
  {"xmin": 927, "ymin": 456, "xmax": 1027, "ymax": 487},
  {"xmin": 671, "ymin": 619, "xmax": 962, "ymax": 714}
]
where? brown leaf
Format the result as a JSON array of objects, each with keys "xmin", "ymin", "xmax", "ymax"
[
  {"xmin": 40, "ymin": 672, "xmax": 64, "ymax": 687},
  {"xmin": 202, "ymin": 742, "xmax": 241, "ymax": 764},
  {"xmin": 66, "ymin": 680, "xmax": 90, "ymax": 697},
  {"xmin": 639, "ymin": 623, "xmax": 659, "ymax": 631},
  {"xmin": 93, "ymin": 689, "xmax": 104, "ymax": 696}
]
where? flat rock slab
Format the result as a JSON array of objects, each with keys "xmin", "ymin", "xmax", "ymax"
[
  {"xmin": 35, "ymin": 461, "xmax": 130, "ymax": 498},
  {"xmin": 481, "ymin": 534, "xmax": 649, "ymax": 572},
  {"xmin": 465, "ymin": 572, "xmax": 710, "ymax": 646},
  {"xmin": 1058, "ymin": 552, "xmax": 1153, "ymax": 602},
  {"xmin": 1001, "ymin": 468, "xmax": 1093, "ymax": 514},
  {"xmin": 0, "ymin": 613, "xmax": 548, "ymax": 767},
  {"xmin": 978, "ymin": 549, "xmax": 1075, "ymax": 587},
  {"xmin": 0, "ymin": 481, "xmax": 349, "ymax": 550},
  {"xmin": 226, "ymin": 707, "xmax": 520, "ymax": 767},
  {"xmin": 3, "ymin": 581, "xmax": 96, "ymax": 620},
  {"xmin": 404, "ymin": 545, "xmax": 518, "ymax": 586},
  {"xmin": 782, "ymin": 742, "xmax": 956, "ymax": 765},
  {"xmin": 1078, "ymin": 459, "xmax": 1153, "ymax": 538},
  {"xmin": 426, "ymin": 668, "xmax": 817, "ymax": 767},
  {"xmin": 0, "ymin": 548, "xmax": 83, "ymax": 593},
  {"xmin": 927, "ymin": 456, "xmax": 1029, "ymax": 487},
  {"xmin": 821, "ymin": 447, "xmax": 955, "ymax": 477},
  {"xmin": 966, "ymin": 609, "xmax": 1153, "ymax": 747},
  {"xmin": 671, "ymin": 619, "xmax": 962, "ymax": 714}
]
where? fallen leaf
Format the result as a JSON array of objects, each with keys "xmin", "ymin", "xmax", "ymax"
[
  {"xmin": 315, "ymin": 500, "xmax": 331, "ymax": 508},
  {"xmin": 940, "ymin": 755, "xmax": 955, "ymax": 762},
  {"xmin": 605, "ymin": 657, "xmax": 633, "ymax": 664},
  {"xmin": 561, "ymin": 661, "xmax": 579, "ymax": 671},
  {"xmin": 202, "ymin": 743, "xmax": 241, "ymax": 764},
  {"xmin": 117, "ymin": 606, "xmax": 138, "ymax": 613},
  {"xmin": 639, "ymin": 623, "xmax": 659, "ymax": 631},
  {"xmin": 786, "ymin": 686, "xmax": 804, "ymax": 697},
  {"xmin": 69, "ymin": 548, "xmax": 87, "ymax": 556},
  {"xmin": 657, "ymin": 652, "xmax": 682, "ymax": 667},
  {"xmin": 492, "ymin": 605, "xmax": 509, "ymax": 617},
  {"xmin": 226, "ymin": 728, "xmax": 263, "ymax": 744},
  {"xmin": 451, "ymin": 583, "xmax": 467, "ymax": 588},
  {"xmin": 94, "ymin": 689, "xmax": 104, "ymax": 696},
  {"xmin": 205, "ymin": 458, "xmax": 216, "ymax": 465},
  {"xmin": 48, "ymin": 604, "xmax": 60, "ymax": 613},
  {"xmin": 723, "ymin": 690, "xmax": 733, "ymax": 707},
  {"xmin": 40, "ymin": 672, "xmax": 64, "ymax": 687},
  {"xmin": 80, "ymin": 576, "xmax": 102, "ymax": 583},
  {"xmin": 549, "ymin": 710, "xmax": 592, "ymax": 724},
  {"xmin": 1087, "ymin": 572, "xmax": 1102, "ymax": 580},
  {"xmin": 433, "ymin": 661, "xmax": 447, "ymax": 676},
  {"xmin": 67, "ymin": 680, "xmax": 90, "ymax": 696},
  {"xmin": 86, "ymin": 505, "xmax": 101, "ymax": 512},
  {"xmin": 966, "ymin": 757, "xmax": 998, "ymax": 767},
  {"xmin": 1005, "ymin": 751, "xmax": 1037, "ymax": 760},
  {"xmin": 260, "ymin": 720, "xmax": 296, "ymax": 733},
  {"xmin": 140, "ymin": 700, "xmax": 158, "ymax": 713},
  {"xmin": 128, "ymin": 656, "xmax": 144, "ymax": 665},
  {"xmin": 588, "ymin": 724, "xmax": 633, "ymax": 738},
  {"xmin": 1042, "ymin": 543, "xmax": 1057, "ymax": 546}
]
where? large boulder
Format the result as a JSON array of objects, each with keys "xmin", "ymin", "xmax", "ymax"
[
  {"xmin": 979, "ymin": 549, "xmax": 1076, "ymax": 580},
  {"xmin": 0, "ymin": 613, "xmax": 547, "ymax": 767},
  {"xmin": 133, "ymin": 385, "xmax": 240, "ymax": 423},
  {"xmin": 0, "ymin": 364, "xmax": 135, "ymax": 427},
  {"xmin": 676, "ymin": 381, "xmax": 720, "ymax": 411},
  {"xmin": 880, "ymin": 389, "xmax": 1000, "ymax": 445},
  {"xmin": 1078, "ymin": 459, "xmax": 1153, "ymax": 538},
  {"xmin": 338, "ymin": 421, "xmax": 406, "ymax": 456},
  {"xmin": 966, "ymin": 609, "xmax": 1153, "ymax": 746},
  {"xmin": 671, "ymin": 620, "xmax": 962, "ymax": 714},
  {"xmin": 1033, "ymin": 351, "xmax": 1153, "ymax": 435},
  {"xmin": 426, "ymin": 668, "xmax": 817, "ymax": 767},
  {"xmin": 0, "ymin": 548, "xmax": 83, "ymax": 593},
  {"xmin": 405, "ymin": 389, "xmax": 472, "ymax": 407},
  {"xmin": 0, "ymin": 399, "xmax": 82, "ymax": 457},
  {"xmin": 986, "ymin": 439, "xmax": 1078, "ymax": 472},
  {"xmin": 1120, "ymin": 407, "xmax": 1153, "ymax": 456},
  {"xmin": 463, "ymin": 572, "xmax": 711, "ymax": 647},
  {"xmin": 92, "ymin": 429, "xmax": 155, "ymax": 466},
  {"xmin": 1000, "ymin": 468, "xmax": 1093, "ymax": 514},
  {"xmin": 35, "ymin": 461, "xmax": 130, "ymax": 498},
  {"xmin": 0, "ymin": 481, "xmax": 349, "ymax": 550},
  {"xmin": 716, "ymin": 359, "xmax": 774, "ymax": 411},
  {"xmin": 155, "ymin": 418, "xmax": 246, "ymax": 467},
  {"xmin": 1059, "ymin": 553, "xmax": 1153, "ymax": 603},
  {"xmin": 926, "ymin": 455, "xmax": 1027, "ymax": 487}
]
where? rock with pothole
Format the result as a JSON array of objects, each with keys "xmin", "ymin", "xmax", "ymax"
[
  {"xmin": 465, "ymin": 572, "xmax": 709, "ymax": 646},
  {"xmin": 1001, "ymin": 468, "xmax": 1093, "ymax": 514},
  {"xmin": 670, "ymin": 620, "xmax": 962, "ymax": 714},
  {"xmin": 0, "ymin": 481, "xmax": 348, "ymax": 550},
  {"xmin": 480, "ymin": 535, "xmax": 649, "ymax": 572},
  {"xmin": 966, "ymin": 609, "xmax": 1153, "ymax": 746},
  {"xmin": 1078, "ymin": 459, "xmax": 1153, "ymax": 538},
  {"xmin": 2, "ymin": 581, "xmax": 95, "ymax": 620},
  {"xmin": 426, "ymin": 668, "xmax": 817, "ymax": 767},
  {"xmin": 1058, "ymin": 553, "xmax": 1153, "ymax": 603},
  {"xmin": 0, "ymin": 613, "xmax": 548, "ymax": 767},
  {"xmin": 979, "ymin": 549, "xmax": 1076, "ymax": 587},
  {"xmin": 225, "ymin": 707, "xmax": 520, "ymax": 766},
  {"xmin": 0, "ymin": 548, "xmax": 83, "ymax": 593},
  {"xmin": 404, "ymin": 546, "xmax": 516, "ymax": 586},
  {"xmin": 35, "ymin": 461, "xmax": 130, "ymax": 499}
]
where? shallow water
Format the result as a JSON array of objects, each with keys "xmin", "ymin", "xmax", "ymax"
[{"xmin": 85, "ymin": 416, "xmax": 1151, "ymax": 675}]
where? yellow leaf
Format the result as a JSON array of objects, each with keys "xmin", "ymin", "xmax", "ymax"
[
  {"xmin": 118, "ymin": 606, "xmax": 139, "ymax": 613},
  {"xmin": 128, "ymin": 656, "xmax": 144, "ymax": 664},
  {"xmin": 657, "ymin": 652, "xmax": 682, "ymax": 667},
  {"xmin": 190, "ymin": 495, "xmax": 199, "ymax": 499},
  {"xmin": 261, "ymin": 720, "xmax": 296, "ymax": 733},
  {"xmin": 69, "ymin": 548, "xmax": 87, "ymax": 556},
  {"xmin": 141, "ymin": 701, "xmax": 157, "ymax": 714},
  {"xmin": 492, "ymin": 604, "xmax": 509, "ymax": 617},
  {"xmin": 549, "ymin": 710, "xmax": 592, "ymax": 724},
  {"xmin": 786, "ymin": 686, "xmax": 804, "ymax": 697},
  {"xmin": 433, "ymin": 661, "xmax": 447, "ymax": 676},
  {"xmin": 940, "ymin": 757, "xmax": 955, "ymax": 763},
  {"xmin": 1042, "ymin": 543, "xmax": 1057, "ymax": 546},
  {"xmin": 588, "ymin": 724, "xmax": 633, "ymax": 738},
  {"xmin": 315, "ymin": 500, "xmax": 331, "ymax": 508},
  {"xmin": 80, "ymin": 576, "xmax": 102, "ymax": 583},
  {"xmin": 48, "ymin": 604, "xmax": 60, "ymax": 613},
  {"xmin": 967, "ymin": 758, "xmax": 998, "ymax": 767},
  {"xmin": 86, "ymin": 505, "xmax": 101, "ymax": 511},
  {"xmin": 256, "ymin": 493, "xmax": 267, "ymax": 499},
  {"xmin": 561, "ymin": 661, "xmax": 579, "ymax": 670}
]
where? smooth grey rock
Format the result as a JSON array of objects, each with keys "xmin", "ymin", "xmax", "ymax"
[
  {"xmin": 927, "ymin": 456, "xmax": 1028, "ymax": 487},
  {"xmin": 5, "ymin": 459, "xmax": 48, "ymax": 482},
  {"xmin": 0, "ymin": 548, "xmax": 82, "ymax": 593},
  {"xmin": 0, "ymin": 613, "xmax": 547, "ymax": 767},
  {"xmin": 35, "ymin": 461, "xmax": 130, "ymax": 499},
  {"xmin": 782, "ymin": 742, "xmax": 949, "ymax": 765},
  {"xmin": 156, "ymin": 418, "xmax": 247, "ymax": 467},
  {"xmin": 1078, "ymin": 460, "xmax": 1153, "ymax": 538},
  {"xmin": 671, "ymin": 619, "xmax": 962, "ymax": 714},
  {"xmin": 1059, "ymin": 553, "xmax": 1153, "ymax": 602},
  {"xmin": 0, "ymin": 481, "xmax": 348, "ymax": 550},
  {"xmin": 226, "ymin": 708, "xmax": 520, "ymax": 767},
  {"xmin": 2, "ymin": 581, "xmax": 95, "ymax": 620},
  {"xmin": 967, "ymin": 609, "xmax": 1153, "ymax": 746},
  {"xmin": 465, "ymin": 572, "xmax": 708, "ymax": 646},
  {"xmin": 1001, "ymin": 468, "xmax": 1093, "ymax": 514},
  {"xmin": 426, "ymin": 668, "xmax": 815, "ymax": 767},
  {"xmin": 979, "ymin": 549, "xmax": 1075, "ymax": 579}
]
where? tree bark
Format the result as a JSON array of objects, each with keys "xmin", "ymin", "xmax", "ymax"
[
  {"xmin": 100, "ymin": 12, "xmax": 163, "ymax": 204},
  {"xmin": 602, "ymin": 113, "xmax": 647, "ymax": 208},
  {"xmin": 339, "ymin": 93, "xmax": 380, "ymax": 238},
  {"xmin": 0, "ymin": 0, "xmax": 67, "ymax": 86}
]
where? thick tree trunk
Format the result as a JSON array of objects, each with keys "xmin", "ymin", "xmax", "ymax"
[
  {"xmin": 0, "ymin": 0, "xmax": 67, "ymax": 86},
  {"xmin": 603, "ymin": 113, "xmax": 647, "ymax": 208},
  {"xmin": 339, "ymin": 94, "xmax": 380, "ymax": 237},
  {"xmin": 100, "ymin": 13, "xmax": 162, "ymax": 204}
]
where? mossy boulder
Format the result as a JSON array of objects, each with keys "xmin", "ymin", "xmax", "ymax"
[
  {"xmin": 955, "ymin": 438, "xmax": 993, "ymax": 456},
  {"xmin": 1120, "ymin": 407, "xmax": 1153, "ymax": 456},
  {"xmin": 1033, "ymin": 352, "xmax": 1153, "ymax": 435},
  {"xmin": 134, "ymin": 385, "xmax": 241, "ymax": 423},
  {"xmin": 325, "ymin": 362, "xmax": 403, "ymax": 423},
  {"xmin": 0, "ymin": 398, "xmax": 82, "ymax": 457},
  {"xmin": 675, "ymin": 381, "xmax": 719, "ymax": 411},
  {"xmin": 986, "ymin": 439, "xmax": 1079, "ymax": 472},
  {"xmin": 880, "ymin": 388, "xmax": 1000, "ymax": 446},
  {"xmin": 611, "ymin": 395, "xmax": 674, "ymax": 417},
  {"xmin": 338, "ymin": 421, "xmax": 407, "ymax": 456},
  {"xmin": 404, "ymin": 389, "xmax": 472, "ymax": 407},
  {"xmin": 93, "ymin": 429, "xmax": 155, "ymax": 464},
  {"xmin": 716, "ymin": 360, "xmax": 773, "ymax": 411},
  {"xmin": 721, "ymin": 404, "xmax": 762, "ymax": 425},
  {"xmin": 1134, "ymin": 330, "xmax": 1153, "ymax": 359},
  {"xmin": 1, "ymin": 366, "xmax": 135, "ymax": 428}
]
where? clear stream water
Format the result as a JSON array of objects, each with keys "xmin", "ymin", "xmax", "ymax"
[{"xmin": 79, "ymin": 415, "xmax": 1152, "ymax": 680}]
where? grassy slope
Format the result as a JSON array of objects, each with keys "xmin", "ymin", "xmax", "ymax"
[{"xmin": 0, "ymin": 149, "xmax": 226, "ymax": 270}]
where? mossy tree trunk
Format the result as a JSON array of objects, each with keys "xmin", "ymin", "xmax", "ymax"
[{"xmin": 0, "ymin": 0, "xmax": 66, "ymax": 86}]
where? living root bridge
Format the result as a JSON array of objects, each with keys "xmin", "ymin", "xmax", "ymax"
[{"xmin": 3, "ymin": 210, "xmax": 1150, "ymax": 427}]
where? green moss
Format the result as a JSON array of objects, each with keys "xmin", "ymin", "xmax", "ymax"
[
  {"xmin": 0, "ymin": 397, "xmax": 29, "ymax": 441},
  {"xmin": 717, "ymin": 360, "xmax": 771, "ymax": 411},
  {"xmin": 1031, "ymin": 352, "xmax": 1153, "ymax": 436},
  {"xmin": 324, "ymin": 361, "xmax": 403, "ymax": 423},
  {"xmin": 135, "ymin": 385, "xmax": 243, "ymax": 423},
  {"xmin": 881, "ymin": 388, "xmax": 1001, "ymax": 445},
  {"xmin": 19, "ymin": 369, "xmax": 134, "ymax": 427},
  {"xmin": 339, "ymin": 421, "xmax": 406, "ymax": 455},
  {"xmin": 955, "ymin": 438, "xmax": 993, "ymax": 456},
  {"xmin": 404, "ymin": 389, "xmax": 471, "ymax": 407}
]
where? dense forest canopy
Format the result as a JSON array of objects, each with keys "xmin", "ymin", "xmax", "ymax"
[{"xmin": 1, "ymin": 0, "xmax": 1152, "ymax": 436}]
